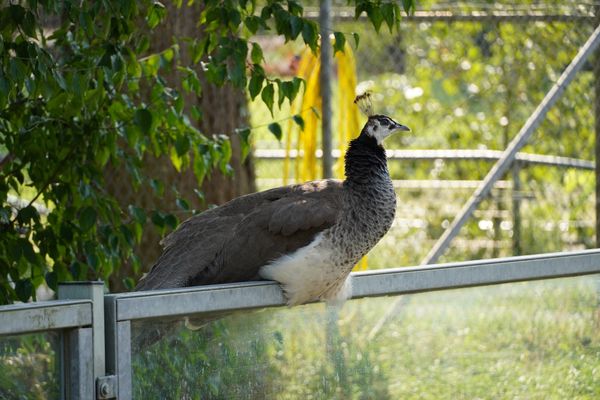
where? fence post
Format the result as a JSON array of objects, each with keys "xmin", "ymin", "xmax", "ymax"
[
  {"xmin": 104, "ymin": 296, "xmax": 133, "ymax": 400},
  {"xmin": 58, "ymin": 282, "xmax": 106, "ymax": 398},
  {"xmin": 62, "ymin": 327, "xmax": 95, "ymax": 399}
]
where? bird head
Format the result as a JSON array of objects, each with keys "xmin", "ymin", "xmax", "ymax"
[{"xmin": 362, "ymin": 114, "xmax": 410, "ymax": 145}]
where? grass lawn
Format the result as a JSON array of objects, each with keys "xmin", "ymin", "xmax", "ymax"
[{"xmin": 132, "ymin": 274, "xmax": 600, "ymax": 399}]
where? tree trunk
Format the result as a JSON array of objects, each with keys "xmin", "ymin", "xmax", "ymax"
[{"xmin": 106, "ymin": 3, "xmax": 255, "ymax": 292}]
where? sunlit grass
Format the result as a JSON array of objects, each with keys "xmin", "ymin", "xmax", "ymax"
[{"xmin": 131, "ymin": 275, "xmax": 600, "ymax": 399}]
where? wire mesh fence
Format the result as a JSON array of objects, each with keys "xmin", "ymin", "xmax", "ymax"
[{"xmin": 252, "ymin": 0, "xmax": 599, "ymax": 267}]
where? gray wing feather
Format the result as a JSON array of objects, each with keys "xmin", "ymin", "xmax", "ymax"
[{"xmin": 136, "ymin": 179, "xmax": 344, "ymax": 291}]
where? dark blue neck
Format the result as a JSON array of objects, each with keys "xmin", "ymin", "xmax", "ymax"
[{"xmin": 344, "ymin": 133, "xmax": 389, "ymax": 186}]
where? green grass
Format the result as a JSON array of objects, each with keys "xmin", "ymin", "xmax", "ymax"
[{"xmin": 131, "ymin": 275, "xmax": 600, "ymax": 399}]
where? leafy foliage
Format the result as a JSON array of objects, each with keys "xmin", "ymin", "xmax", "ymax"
[
  {"xmin": 0, "ymin": 0, "xmax": 414, "ymax": 303},
  {"xmin": 0, "ymin": 332, "xmax": 59, "ymax": 399}
]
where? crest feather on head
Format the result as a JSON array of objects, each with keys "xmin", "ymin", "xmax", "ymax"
[{"xmin": 354, "ymin": 92, "xmax": 374, "ymax": 117}]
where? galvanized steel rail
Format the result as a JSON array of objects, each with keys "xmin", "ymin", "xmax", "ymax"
[
  {"xmin": 106, "ymin": 249, "xmax": 600, "ymax": 322},
  {"xmin": 0, "ymin": 299, "xmax": 91, "ymax": 335},
  {"xmin": 2, "ymin": 249, "xmax": 600, "ymax": 400},
  {"xmin": 0, "ymin": 299, "xmax": 95, "ymax": 400}
]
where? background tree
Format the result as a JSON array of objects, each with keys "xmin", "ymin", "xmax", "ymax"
[
  {"xmin": 0, "ymin": 0, "xmax": 414, "ymax": 303},
  {"xmin": 105, "ymin": 3, "xmax": 257, "ymax": 291}
]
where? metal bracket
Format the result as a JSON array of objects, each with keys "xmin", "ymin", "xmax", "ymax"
[{"xmin": 96, "ymin": 375, "xmax": 117, "ymax": 399}]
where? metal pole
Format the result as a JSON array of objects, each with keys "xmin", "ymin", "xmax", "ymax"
[
  {"xmin": 63, "ymin": 327, "xmax": 95, "ymax": 400},
  {"xmin": 319, "ymin": 0, "xmax": 333, "ymax": 179},
  {"xmin": 422, "ymin": 23, "xmax": 600, "ymax": 265},
  {"xmin": 595, "ymin": 9, "xmax": 600, "ymax": 247},
  {"xmin": 58, "ymin": 282, "xmax": 106, "ymax": 388},
  {"xmin": 512, "ymin": 163, "xmax": 522, "ymax": 255}
]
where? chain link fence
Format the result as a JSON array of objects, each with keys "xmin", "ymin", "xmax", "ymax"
[{"xmin": 253, "ymin": 0, "xmax": 600, "ymax": 267}]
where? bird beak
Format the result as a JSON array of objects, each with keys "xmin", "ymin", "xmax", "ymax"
[{"xmin": 393, "ymin": 122, "xmax": 411, "ymax": 132}]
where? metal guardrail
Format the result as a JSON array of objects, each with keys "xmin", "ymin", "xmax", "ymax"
[
  {"xmin": 0, "ymin": 299, "xmax": 91, "ymax": 335},
  {"xmin": 0, "ymin": 298, "xmax": 95, "ymax": 399},
  {"xmin": 103, "ymin": 249, "xmax": 600, "ymax": 399},
  {"xmin": 105, "ymin": 249, "xmax": 600, "ymax": 322},
  {"xmin": 2, "ymin": 249, "xmax": 600, "ymax": 399}
]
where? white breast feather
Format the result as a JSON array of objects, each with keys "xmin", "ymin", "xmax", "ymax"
[{"xmin": 259, "ymin": 233, "xmax": 352, "ymax": 306}]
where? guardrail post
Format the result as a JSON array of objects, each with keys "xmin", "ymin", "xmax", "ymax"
[
  {"xmin": 105, "ymin": 295, "xmax": 133, "ymax": 400},
  {"xmin": 58, "ymin": 282, "xmax": 106, "ymax": 398},
  {"xmin": 62, "ymin": 327, "xmax": 94, "ymax": 399}
]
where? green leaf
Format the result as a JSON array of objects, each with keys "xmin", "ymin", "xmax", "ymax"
[
  {"xmin": 355, "ymin": 3, "xmax": 369, "ymax": 19},
  {"xmin": 402, "ymin": 0, "xmax": 415, "ymax": 14},
  {"xmin": 134, "ymin": 108, "xmax": 153, "ymax": 135},
  {"xmin": 15, "ymin": 279, "xmax": 33, "ymax": 302},
  {"xmin": 293, "ymin": 115, "xmax": 305, "ymax": 130},
  {"xmin": 170, "ymin": 147, "xmax": 184, "ymax": 172},
  {"xmin": 147, "ymin": 1, "xmax": 166, "ymax": 28},
  {"xmin": 17, "ymin": 205, "xmax": 39, "ymax": 225},
  {"xmin": 289, "ymin": 16, "xmax": 303, "ymax": 40},
  {"xmin": 291, "ymin": 77, "xmax": 303, "ymax": 100},
  {"xmin": 150, "ymin": 179, "xmax": 164, "ymax": 196},
  {"xmin": 228, "ymin": 61, "xmax": 246, "ymax": 88},
  {"xmin": 9, "ymin": 5, "xmax": 25, "ymax": 24},
  {"xmin": 9, "ymin": 58, "xmax": 27, "ymax": 84},
  {"xmin": 206, "ymin": 63, "xmax": 226, "ymax": 86},
  {"xmin": 120, "ymin": 225, "xmax": 135, "ymax": 247},
  {"xmin": 245, "ymin": 16, "xmax": 260, "ymax": 34},
  {"xmin": 382, "ymin": 3, "xmax": 396, "ymax": 32},
  {"xmin": 175, "ymin": 134, "xmax": 190, "ymax": 156},
  {"xmin": 70, "ymin": 261, "xmax": 87, "ymax": 281},
  {"xmin": 176, "ymin": 198, "xmax": 190, "ymax": 211},
  {"xmin": 123, "ymin": 277, "xmax": 136, "ymax": 291},
  {"xmin": 367, "ymin": 6, "xmax": 384, "ymax": 33},
  {"xmin": 287, "ymin": 1, "xmax": 303, "ymax": 16},
  {"xmin": 302, "ymin": 21, "xmax": 318, "ymax": 52},
  {"xmin": 19, "ymin": 239, "xmax": 38, "ymax": 264},
  {"xmin": 237, "ymin": 127, "xmax": 251, "ymax": 161},
  {"xmin": 279, "ymin": 79, "xmax": 301, "ymax": 106},
  {"xmin": 151, "ymin": 211, "xmax": 164, "ymax": 228},
  {"xmin": 261, "ymin": 83, "xmax": 275, "ymax": 114},
  {"xmin": 333, "ymin": 32, "xmax": 346, "ymax": 54},
  {"xmin": 79, "ymin": 207, "xmax": 97, "ymax": 232},
  {"xmin": 45, "ymin": 271, "xmax": 58, "ymax": 291},
  {"xmin": 163, "ymin": 213, "xmax": 178, "ymax": 229},
  {"xmin": 227, "ymin": 9, "xmax": 241, "ymax": 30},
  {"xmin": 273, "ymin": 9, "xmax": 291, "ymax": 40},
  {"xmin": 248, "ymin": 72, "xmax": 264, "ymax": 100},
  {"xmin": 218, "ymin": 138, "xmax": 232, "ymax": 175},
  {"xmin": 85, "ymin": 247, "xmax": 99, "ymax": 271},
  {"xmin": 250, "ymin": 42, "xmax": 263, "ymax": 64},
  {"xmin": 352, "ymin": 32, "xmax": 360, "ymax": 48},
  {"xmin": 268, "ymin": 122, "xmax": 282, "ymax": 140},
  {"xmin": 21, "ymin": 11, "xmax": 36, "ymax": 38},
  {"xmin": 277, "ymin": 80, "xmax": 287, "ymax": 108},
  {"xmin": 128, "ymin": 205, "xmax": 146, "ymax": 224}
]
